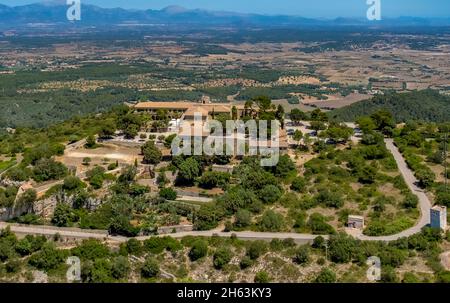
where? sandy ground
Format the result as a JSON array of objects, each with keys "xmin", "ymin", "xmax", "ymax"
[
  {"xmin": 440, "ymin": 250, "xmax": 450, "ymax": 271},
  {"xmin": 56, "ymin": 142, "xmax": 142, "ymax": 175}
]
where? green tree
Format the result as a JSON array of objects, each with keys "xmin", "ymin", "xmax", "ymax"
[
  {"xmin": 415, "ymin": 169, "xmax": 435, "ymax": 188},
  {"xmin": 125, "ymin": 238, "xmax": 143, "ymax": 256},
  {"xmin": 198, "ymin": 171, "xmax": 231, "ymax": 189},
  {"xmin": 235, "ymin": 209, "xmax": 252, "ymax": 228},
  {"xmin": 177, "ymin": 157, "xmax": 201, "ymax": 185},
  {"xmin": 273, "ymin": 155, "xmax": 296, "ymax": 178},
  {"xmin": 124, "ymin": 124, "xmax": 139, "ymax": 139},
  {"xmin": 159, "ymin": 187, "xmax": 177, "ymax": 200},
  {"xmin": 82, "ymin": 157, "xmax": 92, "ymax": 166},
  {"xmin": 259, "ymin": 210, "xmax": 284, "ymax": 232},
  {"xmin": 315, "ymin": 268, "xmax": 336, "ymax": 283},
  {"xmin": 293, "ymin": 130, "xmax": 303, "ymax": 144},
  {"xmin": 85, "ymin": 135, "xmax": 97, "ymax": 148},
  {"xmin": 324, "ymin": 125, "xmax": 353, "ymax": 143},
  {"xmin": 308, "ymin": 213, "xmax": 336, "ymax": 235},
  {"xmin": 328, "ymin": 234, "xmax": 356, "ymax": 263},
  {"xmin": 194, "ymin": 204, "xmax": 222, "ymax": 230},
  {"xmin": 141, "ymin": 141, "xmax": 162, "ymax": 165},
  {"xmin": 312, "ymin": 236, "xmax": 326, "ymax": 249},
  {"xmin": 213, "ymin": 247, "xmax": 232, "ymax": 269},
  {"xmin": 32, "ymin": 158, "xmax": 68, "ymax": 182},
  {"xmin": 310, "ymin": 109, "xmax": 328, "ymax": 122},
  {"xmin": 189, "ymin": 240, "xmax": 208, "ymax": 261},
  {"xmin": 402, "ymin": 193, "xmax": 418, "ymax": 209},
  {"xmin": 247, "ymin": 241, "xmax": 267, "ymax": 260},
  {"xmin": 254, "ymin": 271, "xmax": 270, "ymax": 283},
  {"xmin": 310, "ymin": 121, "xmax": 327, "ymax": 131},
  {"xmin": 239, "ymin": 256, "xmax": 253, "ymax": 269},
  {"xmin": 63, "ymin": 176, "xmax": 84, "ymax": 191},
  {"xmin": 291, "ymin": 177, "xmax": 307, "ymax": 193},
  {"xmin": 381, "ymin": 266, "xmax": 399, "ymax": 283},
  {"xmin": 71, "ymin": 239, "xmax": 110, "ymax": 260},
  {"xmin": 252, "ymin": 96, "xmax": 272, "ymax": 112},
  {"xmin": 357, "ymin": 165, "xmax": 377, "ymax": 184},
  {"xmin": 164, "ymin": 134, "xmax": 177, "ymax": 148},
  {"xmin": 290, "ymin": 109, "xmax": 307, "ymax": 124},
  {"xmin": 112, "ymin": 256, "xmax": 130, "ymax": 280},
  {"xmin": 141, "ymin": 257, "xmax": 160, "ymax": 278},
  {"xmin": 98, "ymin": 121, "xmax": 116, "ymax": 139},
  {"xmin": 28, "ymin": 243, "xmax": 66, "ymax": 271},
  {"xmin": 294, "ymin": 245, "xmax": 310, "ymax": 265},
  {"xmin": 356, "ymin": 116, "xmax": 376, "ymax": 133},
  {"xmin": 370, "ymin": 109, "xmax": 395, "ymax": 135},
  {"xmin": 51, "ymin": 203, "xmax": 75, "ymax": 227},
  {"xmin": 314, "ymin": 189, "xmax": 344, "ymax": 209},
  {"xmin": 259, "ymin": 185, "xmax": 282, "ymax": 204}
]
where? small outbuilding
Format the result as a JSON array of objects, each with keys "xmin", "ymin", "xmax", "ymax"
[{"xmin": 347, "ymin": 215, "xmax": 365, "ymax": 229}]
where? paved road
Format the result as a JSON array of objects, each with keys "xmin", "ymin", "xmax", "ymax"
[
  {"xmin": 356, "ymin": 139, "xmax": 431, "ymax": 241},
  {"xmin": 0, "ymin": 222, "xmax": 321, "ymax": 244},
  {"xmin": 176, "ymin": 196, "xmax": 213, "ymax": 203},
  {"xmin": 0, "ymin": 139, "xmax": 431, "ymax": 243}
]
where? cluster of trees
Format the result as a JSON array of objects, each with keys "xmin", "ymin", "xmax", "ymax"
[
  {"xmin": 193, "ymin": 155, "xmax": 296, "ymax": 231},
  {"xmin": 332, "ymin": 90, "xmax": 450, "ymax": 124},
  {"xmin": 394, "ymin": 121, "xmax": 450, "ymax": 189},
  {"xmin": 1, "ymin": 223, "xmax": 449, "ymax": 282}
]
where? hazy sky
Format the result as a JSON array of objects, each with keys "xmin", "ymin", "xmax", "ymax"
[{"xmin": 3, "ymin": 0, "xmax": 450, "ymax": 18}]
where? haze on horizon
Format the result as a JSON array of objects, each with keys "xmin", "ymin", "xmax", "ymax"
[{"xmin": 2, "ymin": 0, "xmax": 450, "ymax": 18}]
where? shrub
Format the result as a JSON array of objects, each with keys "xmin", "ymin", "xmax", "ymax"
[
  {"xmin": 259, "ymin": 185, "xmax": 282, "ymax": 204},
  {"xmin": 234, "ymin": 209, "xmax": 252, "ymax": 228},
  {"xmin": 402, "ymin": 193, "xmax": 418, "ymax": 209},
  {"xmin": 144, "ymin": 237, "xmax": 167, "ymax": 254},
  {"xmin": 112, "ymin": 256, "xmax": 131, "ymax": 280},
  {"xmin": 71, "ymin": 239, "xmax": 110, "ymax": 260},
  {"xmin": 141, "ymin": 141, "xmax": 162, "ymax": 165},
  {"xmin": 254, "ymin": 271, "xmax": 270, "ymax": 283},
  {"xmin": 51, "ymin": 203, "xmax": 76, "ymax": 227},
  {"xmin": 291, "ymin": 177, "xmax": 307, "ymax": 193},
  {"xmin": 159, "ymin": 187, "xmax": 177, "ymax": 200},
  {"xmin": 415, "ymin": 168, "xmax": 435, "ymax": 188},
  {"xmin": 247, "ymin": 241, "xmax": 267, "ymax": 260},
  {"xmin": 141, "ymin": 257, "xmax": 160, "ymax": 278},
  {"xmin": 189, "ymin": 240, "xmax": 208, "ymax": 261},
  {"xmin": 380, "ymin": 266, "xmax": 399, "ymax": 283},
  {"xmin": 239, "ymin": 256, "xmax": 254, "ymax": 269},
  {"xmin": 314, "ymin": 189, "xmax": 344, "ymax": 209},
  {"xmin": 32, "ymin": 158, "xmax": 68, "ymax": 182},
  {"xmin": 5, "ymin": 259, "xmax": 21, "ymax": 273},
  {"xmin": 125, "ymin": 238, "xmax": 143, "ymax": 256},
  {"xmin": 315, "ymin": 268, "xmax": 336, "ymax": 283},
  {"xmin": 328, "ymin": 234, "xmax": 357, "ymax": 263},
  {"xmin": 259, "ymin": 210, "xmax": 284, "ymax": 232},
  {"xmin": 198, "ymin": 171, "xmax": 231, "ymax": 189},
  {"xmin": 85, "ymin": 135, "xmax": 97, "ymax": 148},
  {"xmin": 28, "ymin": 243, "xmax": 66, "ymax": 271},
  {"xmin": 213, "ymin": 247, "xmax": 232, "ymax": 269},
  {"xmin": 294, "ymin": 246, "xmax": 310, "ymax": 265},
  {"xmin": 312, "ymin": 236, "xmax": 326, "ymax": 249},
  {"xmin": 308, "ymin": 213, "xmax": 336, "ymax": 235},
  {"xmin": 62, "ymin": 176, "xmax": 84, "ymax": 191}
]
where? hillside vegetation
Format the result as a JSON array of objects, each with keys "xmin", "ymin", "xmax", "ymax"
[{"xmin": 331, "ymin": 90, "xmax": 450, "ymax": 123}]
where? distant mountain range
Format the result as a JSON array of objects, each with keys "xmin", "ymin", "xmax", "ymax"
[{"xmin": 0, "ymin": 2, "xmax": 449, "ymax": 29}]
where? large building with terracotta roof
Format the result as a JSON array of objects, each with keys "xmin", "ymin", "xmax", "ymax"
[
  {"xmin": 133, "ymin": 101, "xmax": 246, "ymax": 120},
  {"xmin": 132, "ymin": 99, "xmax": 287, "ymax": 155}
]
